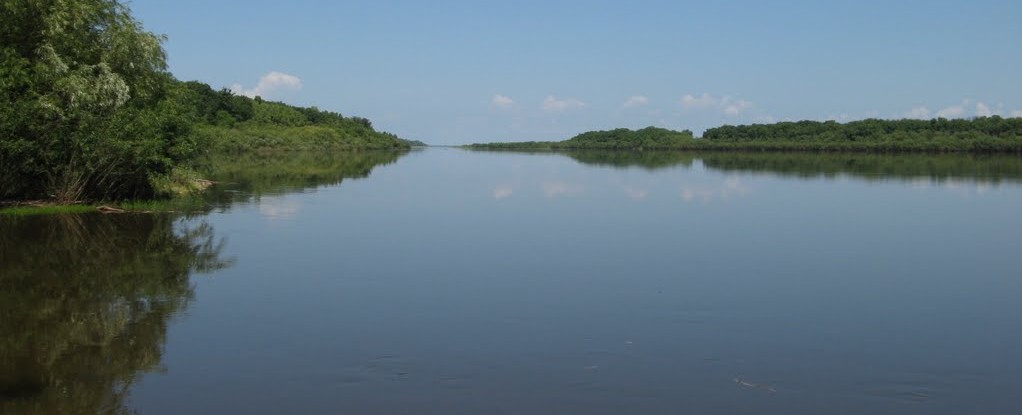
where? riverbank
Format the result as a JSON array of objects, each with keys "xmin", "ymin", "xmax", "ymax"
[{"xmin": 467, "ymin": 118, "xmax": 1022, "ymax": 153}]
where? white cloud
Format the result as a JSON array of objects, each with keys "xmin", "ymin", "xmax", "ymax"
[
  {"xmin": 936, "ymin": 99, "xmax": 970, "ymax": 118},
  {"xmin": 542, "ymin": 95, "xmax": 586, "ymax": 112},
  {"xmin": 681, "ymin": 93, "xmax": 754, "ymax": 117},
  {"xmin": 622, "ymin": 95, "xmax": 649, "ymax": 108},
  {"xmin": 723, "ymin": 98, "xmax": 753, "ymax": 117},
  {"xmin": 975, "ymin": 101, "xmax": 993, "ymax": 117},
  {"xmin": 1011, "ymin": 110, "xmax": 1022, "ymax": 118},
  {"xmin": 681, "ymin": 93, "xmax": 719, "ymax": 109},
  {"xmin": 492, "ymin": 94, "xmax": 514, "ymax": 108},
  {"xmin": 904, "ymin": 106, "xmax": 932, "ymax": 119},
  {"xmin": 231, "ymin": 71, "xmax": 303, "ymax": 98}
]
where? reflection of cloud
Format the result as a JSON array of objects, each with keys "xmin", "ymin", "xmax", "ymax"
[
  {"xmin": 493, "ymin": 185, "xmax": 514, "ymax": 200},
  {"xmin": 543, "ymin": 181, "xmax": 585, "ymax": 198},
  {"xmin": 908, "ymin": 178, "xmax": 998, "ymax": 196},
  {"xmin": 622, "ymin": 185, "xmax": 648, "ymax": 200},
  {"xmin": 680, "ymin": 177, "xmax": 750, "ymax": 203},
  {"xmin": 681, "ymin": 188, "xmax": 714, "ymax": 203},
  {"xmin": 259, "ymin": 196, "xmax": 302, "ymax": 220},
  {"xmin": 943, "ymin": 179, "xmax": 992, "ymax": 196}
]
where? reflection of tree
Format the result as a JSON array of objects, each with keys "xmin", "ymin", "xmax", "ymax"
[
  {"xmin": 552, "ymin": 150, "xmax": 1022, "ymax": 183},
  {"xmin": 0, "ymin": 214, "xmax": 232, "ymax": 414},
  {"xmin": 697, "ymin": 152, "xmax": 1022, "ymax": 183},
  {"xmin": 197, "ymin": 150, "xmax": 408, "ymax": 207},
  {"xmin": 565, "ymin": 150, "xmax": 696, "ymax": 170}
]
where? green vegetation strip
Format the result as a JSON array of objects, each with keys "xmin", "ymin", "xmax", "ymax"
[
  {"xmin": 468, "ymin": 118, "xmax": 1022, "ymax": 153},
  {"xmin": 1, "ymin": 0, "xmax": 413, "ymax": 207}
]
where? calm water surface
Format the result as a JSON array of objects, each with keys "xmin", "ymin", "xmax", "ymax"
[{"xmin": 2, "ymin": 149, "xmax": 1021, "ymax": 414}]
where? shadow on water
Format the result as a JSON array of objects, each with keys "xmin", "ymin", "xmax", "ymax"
[
  {"xmin": 0, "ymin": 213, "xmax": 233, "ymax": 414},
  {"xmin": 491, "ymin": 149, "xmax": 1022, "ymax": 183},
  {"xmin": 197, "ymin": 150, "xmax": 409, "ymax": 209}
]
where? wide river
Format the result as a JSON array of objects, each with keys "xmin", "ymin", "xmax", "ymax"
[{"xmin": 2, "ymin": 149, "xmax": 1021, "ymax": 414}]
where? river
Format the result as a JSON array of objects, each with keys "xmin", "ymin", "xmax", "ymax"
[{"xmin": 2, "ymin": 149, "xmax": 1021, "ymax": 414}]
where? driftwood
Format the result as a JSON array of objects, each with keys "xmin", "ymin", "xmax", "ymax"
[{"xmin": 96, "ymin": 206, "xmax": 126, "ymax": 214}]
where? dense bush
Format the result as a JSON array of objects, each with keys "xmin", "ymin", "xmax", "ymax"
[
  {"xmin": 0, "ymin": 0, "xmax": 409, "ymax": 202},
  {"xmin": 0, "ymin": 0, "xmax": 200, "ymax": 201}
]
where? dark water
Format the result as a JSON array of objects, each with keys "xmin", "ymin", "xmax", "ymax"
[{"xmin": 3, "ymin": 149, "xmax": 1021, "ymax": 415}]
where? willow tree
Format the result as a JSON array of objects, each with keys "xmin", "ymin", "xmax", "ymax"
[{"xmin": 0, "ymin": 0, "xmax": 198, "ymax": 201}]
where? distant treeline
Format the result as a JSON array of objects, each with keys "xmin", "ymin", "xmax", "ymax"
[
  {"xmin": 467, "ymin": 127, "xmax": 695, "ymax": 150},
  {"xmin": 468, "ymin": 118, "xmax": 1022, "ymax": 153},
  {"xmin": 698, "ymin": 117, "xmax": 1022, "ymax": 152}
]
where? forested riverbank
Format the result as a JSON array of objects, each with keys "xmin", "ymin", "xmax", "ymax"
[
  {"xmin": 0, "ymin": 0, "xmax": 409, "ymax": 208},
  {"xmin": 467, "ymin": 118, "xmax": 1022, "ymax": 153}
]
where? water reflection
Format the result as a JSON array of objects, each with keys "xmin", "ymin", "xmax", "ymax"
[
  {"xmin": 0, "ymin": 214, "xmax": 232, "ymax": 415},
  {"xmin": 538, "ymin": 150, "xmax": 1022, "ymax": 184},
  {"xmin": 564, "ymin": 151, "xmax": 696, "ymax": 170},
  {"xmin": 198, "ymin": 150, "xmax": 409, "ymax": 209},
  {"xmin": 680, "ymin": 177, "xmax": 750, "ymax": 203}
]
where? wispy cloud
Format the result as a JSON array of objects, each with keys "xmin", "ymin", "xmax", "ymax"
[
  {"xmin": 723, "ymin": 99, "xmax": 753, "ymax": 117},
  {"xmin": 904, "ymin": 106, "xmax": 932, "ymax": 119},
  {"xmin": 936, "ymin": 100, "xmax": 970, "ymax": 118},
  {"xmin": 1011, "ymin": 110, "xmax": 1022, "ymax": 118},
  {"xmin": 680, "ymin": 93, "xmax": 754, "ymax": 117},
  {"xmin": 680, "ymin": 93, "xmax": 719, "ymax": 110},
  {"xmin": 905, "ymin": 99, "xmax": 1005, "ymax": 119},
  {"xmin": 622, "ymin": 95, "xmax": 650, "ymax": 108},
  {"xmin": 827, "ymin": 113, "xmax": 853, "ymax": 122},
  {"xmin": 542, "ymin": 95, "xmax": 586, "ymax": 112},
  {"xmin": 492, "ymin": 94, "xmax": 514, "ymax": 109},
  {"xmin": 230, "ymin": 71, "xmax": 303, "ymax": 99},
  {"xmin": 975, "ymin": 101, "xmax": 993, "ymax": 117}
]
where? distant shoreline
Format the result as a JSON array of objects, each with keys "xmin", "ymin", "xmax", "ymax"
[{"xmin": 466, "ymin": 118, "xmax": 1022, "ymax": 154}]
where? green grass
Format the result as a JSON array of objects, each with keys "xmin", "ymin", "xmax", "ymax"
[
  {"xmin": 117, "ymin": 197, "xmax": 210, "ymax": 212},
  {"xmin": 0, "ymin": 204, "xmax": 99, "ymax": 216},
  {"xmin": 0, "ymin": 197, "xmax": 210, "ymax": 216}
]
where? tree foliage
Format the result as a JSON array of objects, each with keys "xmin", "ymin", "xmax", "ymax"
[
  {"xmin": 699, "ymin": 117, "xmax": 1022, "ymax": 152},
  {"xmin": 0, "ymin": 0, "xmax": 198, "ymax": 201},
  {"xmin": 469, "ymin": 118, "xmax": 1022, "ymax": 153},
  {"xmin": 0, "ymin": 0, "xmax": 409, "ymax": 202}
]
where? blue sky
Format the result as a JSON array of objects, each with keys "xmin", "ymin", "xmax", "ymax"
[{"xmin": 131, "ymin": 0, "xmax": 1022, "ymax": 144}]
